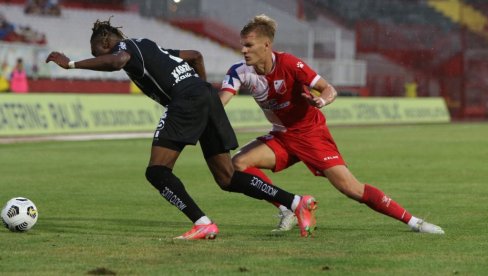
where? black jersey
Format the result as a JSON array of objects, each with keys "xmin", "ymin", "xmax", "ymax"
[{"xmin": 111, "ymin": 38, "xmax": 204, "ymax": 106}]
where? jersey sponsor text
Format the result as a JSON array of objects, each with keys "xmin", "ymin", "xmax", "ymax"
[{"xmin": 172, "ymin": 64, "xmax": 194, "ymax": 84}]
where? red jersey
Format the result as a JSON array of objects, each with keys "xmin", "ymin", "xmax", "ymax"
[{"xmin": 221, "ymin": 52, "xmax": 324, "ymax": 132}]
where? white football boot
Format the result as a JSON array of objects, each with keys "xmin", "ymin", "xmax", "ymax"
[
  {"xmin": 271, "ymin": 209, "xmax": 298, "ymax": 232},
  {"xmin": 410, "ymin": 219, "xmax": 445, "ymax": 234}
]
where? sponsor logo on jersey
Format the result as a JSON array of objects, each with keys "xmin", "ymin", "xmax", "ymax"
[
  {"xmin": 171, "ymin": 63, "xmax": 194, "ymax": 84},
  {"xmin": 118, "ymin": 42, "xmax": 127, "ymax": 50},
  {"xmin": 323, "ymin": 155, "xmax": 339, "ymax": 161},
  {"xmin": 296, "ymin": 61, "xmax": 304, "ymax": 69},
  {"xmin": 259, "ymin": 99, "xmax": 290, "ymax": 110},
  {"xmin": 273, "ymin": 79, "xmax": 287, "ymax": 94}
]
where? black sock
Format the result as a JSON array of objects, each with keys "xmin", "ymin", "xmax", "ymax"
[
  {"xmin": 226, "ymin": 171, "xmax": 295, "ymax": 209},
  {"xmin": 146, "ymin": 165, "xmax": 205, "ymax": 223}
]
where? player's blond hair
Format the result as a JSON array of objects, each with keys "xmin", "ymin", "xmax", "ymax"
[{"xmin": 240, "ymin": 14, "xmax": 277, "ymax": 41}]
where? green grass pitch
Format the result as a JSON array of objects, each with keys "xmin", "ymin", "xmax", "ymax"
[{"xmin": 1, "ymin": 123, "xmax": 488, "ymax": 275}]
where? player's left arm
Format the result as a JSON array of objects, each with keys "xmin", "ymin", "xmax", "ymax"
[
  {"xmin": 291, "ymin": 54, "xmax": 337, "ymax": 109},
  {"xmin": 178, "ymin": 50, "xmax": 207, "ymax": 81},
  {"xmin": 302, "ymin": 77, "xmax": 338, "ymax": 109}
]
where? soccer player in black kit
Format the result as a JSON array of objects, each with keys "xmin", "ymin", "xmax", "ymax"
[{"xmin": 46, "ymin": 19, "xmax": 318, "ymax": 239}]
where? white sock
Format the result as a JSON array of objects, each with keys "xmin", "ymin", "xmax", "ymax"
[
  {"xmin": 290, "ymin": 195, "xmax": 301, "ymax": 212},
  {"xmin": 194, "ymin": 216, "xmax": 212, "ymax": 225},
  {"xmin": 278, "ymin": 205, "xmax": 288, "ymax": 212},
  {"xmin": 407, "ymin": 216, "xmax": 421, "ymax": 228}
]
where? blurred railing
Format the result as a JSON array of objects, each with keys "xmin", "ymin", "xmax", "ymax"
[{"xmin": 313, "ymin": 59, "xmax": 366, "ymax": 87}]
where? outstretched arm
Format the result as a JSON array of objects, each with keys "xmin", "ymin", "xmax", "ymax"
[
  {"xmin": 45, "ymin": 51, "xmax": 130, "ymax": 72},
  {"xmin": 301, "ymin": 78, "xmax": 338, "ymax": 108},
  {"xmin": 178, "ymin": 50, "xmax": 207, "ymax": 81},
  {"xmin": 218, "ymin": 90, "xmax": 234, "ymax": 106}
]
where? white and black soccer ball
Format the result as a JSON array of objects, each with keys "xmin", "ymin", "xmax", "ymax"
[{"xmin": 1, "ymin": 197, "xmax": 38, "ymax": 232}]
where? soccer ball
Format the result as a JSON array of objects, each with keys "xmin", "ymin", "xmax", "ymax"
[{"xmin": 1, "ymin": 197, "xmax": 38, "ymax": 232}]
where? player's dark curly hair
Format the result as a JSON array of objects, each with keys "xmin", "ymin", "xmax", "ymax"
[{"xmin": 90, "ymin": 17, "xmax": 126, "ymax": 41}]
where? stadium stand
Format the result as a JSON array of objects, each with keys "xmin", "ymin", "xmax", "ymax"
[
  {"xmin": 427, "ymin": 0, "xmax": 488, "ymax": 37},
  {"xmin": 313, "ymin": 0, "xmax": 488, "ymax": 118},
  {"xmin": 159, "ymin": 0, "xmax": 366, "ymax": 89},
  {"xmin": 314, "ymin": 0, "xmax": 457, "ymax": 31},
  {"xmin": 0, "ymin": 3, "xmax": 241, "ymax": 83},
  {"xmin": 1, "ymin": 0, "xmax": 367, "ymax": 92},
  {"xmin": 1, "ymin": 0, "xmax": 486, "ymax": 118},
  {"xmin": 167, "ymin": 0, "xmax": 314, "ymax": 58},
  {"xmin": 61, "ymin": 0, "xmax": 126, "ymax": 11},
  {"xmin": 25, "ymin": 0, "xmax": 62, "ymax": 16},
  {"xmin": 0, "ymin": 12, "xmax": 46, "ymax": 45},
  {"xmin": 464, "ymin": 0, "xmax": 488, "ymax": 15}
]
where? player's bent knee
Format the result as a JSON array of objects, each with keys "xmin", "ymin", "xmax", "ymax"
[
  {"xmin": 231, "ymin": 155, "xmax": 249, "ymax": 171},
  {"xmin": 337, "ymin": 183, "xmax": 364, "ymax": 201},
  {"xmin": 213, "ymin": 175, "xmax": 231, "ymax": 190},
  {"xmin": 220, "ymin": 184, "xmax": 232, "ymax": 192},
  {"xmin": 209, "ymin": 164, "xmax": 233, "ymax": 190},
  {"xmin": 145, "ymin": 165, "xmax": 174, "ymax": 191}
]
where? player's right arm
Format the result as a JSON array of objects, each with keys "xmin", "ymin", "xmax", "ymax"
[
  {"xmin": 45, "ymin": 51, "xmax": 130, "ymax": 71},
  {"xmin": 219, "ymin": 63, "xmax": 243, "ymax": 106},
  {"xmin": 177, "ymin": 50, "xmax": 207, "ymax": 81}
]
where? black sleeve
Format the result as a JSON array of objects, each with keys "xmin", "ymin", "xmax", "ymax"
[
  {"xmin": 116, "ymin": 40, "xmax": 144, "ymax": 78},
  {"xmin": 165, "ymin": 48, "xmax": 180, "ymax": 58}
]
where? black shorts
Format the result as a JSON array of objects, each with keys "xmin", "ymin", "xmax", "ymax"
[{"xmin": 152, "ymin": 82, "xmax": 238, "ymax": 158}]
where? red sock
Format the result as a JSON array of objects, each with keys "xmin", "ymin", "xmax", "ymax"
[
  {"xmin": 361, "ymin": 184, "xmax": 412, "ymax": 224},
  {"xmin": 243, "ymin": 167, "xmax": 280, "ymax": 208}
]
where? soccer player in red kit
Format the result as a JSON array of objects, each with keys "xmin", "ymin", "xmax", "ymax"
[{"xmin": 219, "ymin": 14, "xmax": 444, "ymax": 234}]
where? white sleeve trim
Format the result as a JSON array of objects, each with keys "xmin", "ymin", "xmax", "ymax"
[{"xmin": 309, "ymin": 74, "xmax": 321, "ymax": 88}]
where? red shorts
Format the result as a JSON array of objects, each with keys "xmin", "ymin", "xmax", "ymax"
[{"xmin": 257, "ymin": 125, "xmax": 346, "ymax": 176}]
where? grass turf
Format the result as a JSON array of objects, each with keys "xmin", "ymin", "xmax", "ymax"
[{"xmin": 1, "ymin": 123, "xmax": 487, "ymax": 275}]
